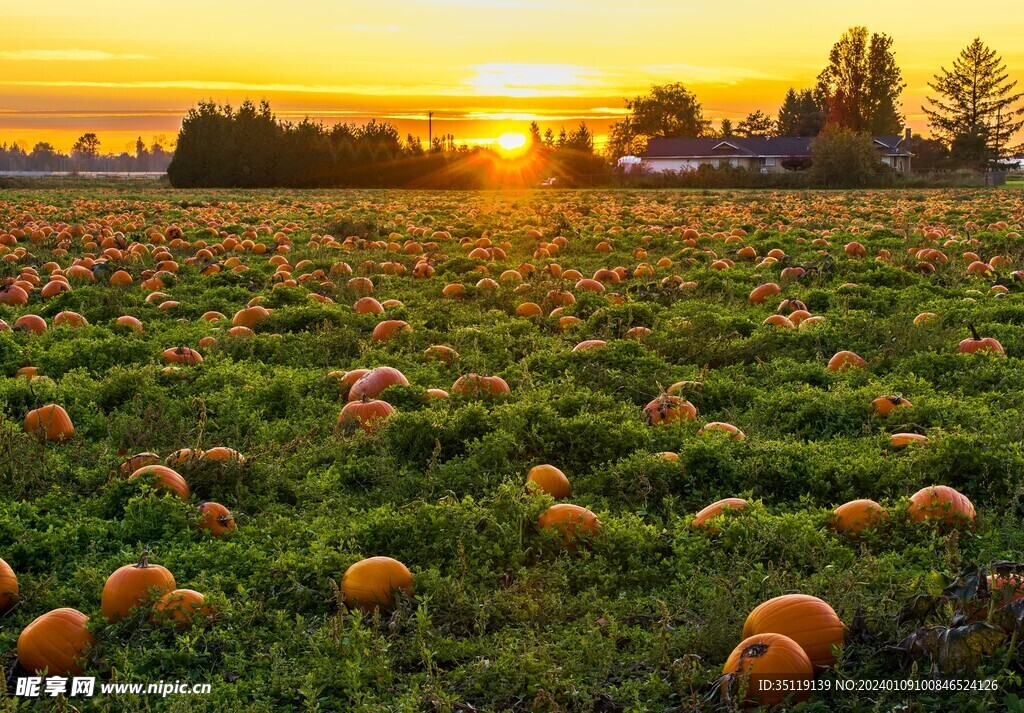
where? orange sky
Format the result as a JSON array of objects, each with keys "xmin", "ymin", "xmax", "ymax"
[{"xmin": 2, "ymin": 0, "xmax": 1023, "ymax": 153}]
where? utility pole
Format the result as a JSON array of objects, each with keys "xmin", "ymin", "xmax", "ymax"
[{"xmin": 428, "ymin": 111, "xmax": 433, "ymax": 147}]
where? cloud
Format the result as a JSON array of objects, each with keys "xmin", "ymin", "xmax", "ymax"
[
  {"xmin": 465, "ymin": 63, "xmax": 605, "ymax": 98},
  {"xmin": 0, "ymin": 49, "xmax": 151, "ymax": 62}
]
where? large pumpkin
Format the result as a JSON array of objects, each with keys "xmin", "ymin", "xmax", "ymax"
[
  {"xmin": 341, "ymin": 556, "xmax": 414, "ymax": 613},
  {"xmin": 742, "ymin": 594, "xmax": 845, "ymax": 668},
  {"xmin": 232, "ymin": 305, "xmax": 270, "ymax": 328},
  {"xmin": 721, "ymin": 633, "xmax": 813, "ymax": 706},
  {"xmin": 537, "ymin": 504, "xmax": 601, "ymax": 550},
  {"xmin": 957, "ymin": 324, "xmax": 1004, "ymax": 355},
  {"xmin": 17, "ymin": 608, "xmax": 94, "ymax": 676},
  {"xmin": 908, "ymin": 485, "xmax": 975, "ymax": 527},
  {"xmin": 526, "ymin": 465, "xmax": 572, "ymax": 499},
  {"xmin": 348, "ymin": 367, "xmax": 409, "ymax": 402},
  {"xmin": 23, "ymin": 404, "xmax": 75, "ymax": 442},
  {"xmin": 129, "ymin": 465, "xmax": 191, "ymax": 500},
  {"xmin": 338, "ymin": 398, "xmax": 396, "ymax": 433},
  {"xmin": 0, "ymin": 557, "xmax": 17, "ymax": 614},
  {"xmin": 101, "ymin": 551, "xmax": 177, "ymax": 621},
  {"xmin": 452, "ymin": 374, "xmax": 510, "ymax": 398},
  {"xmin": 832, "ymin": 499, "xmax": 888, "ymax": 533}
]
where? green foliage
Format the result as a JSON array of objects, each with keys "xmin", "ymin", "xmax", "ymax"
[{"xmin": 1, "ymin": 188, "xmax": 1023, "ymax": 710}]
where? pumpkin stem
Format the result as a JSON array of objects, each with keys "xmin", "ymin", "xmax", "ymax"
[
  {"xmin": 137, "ymin": 548, "xmax": 151, "ymax": 569},
  {"xmin": 967, "ymin": 322, "xmax": 981, "ymax": 341},
  {"xmin": 741, "ymin": 642, "xmax": 769, "ymax": 660}
]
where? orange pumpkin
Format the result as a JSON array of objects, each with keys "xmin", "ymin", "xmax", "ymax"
[
  {"xmin": 526, "ymin": 465, "xmax": 572, "ymax": 499},
  {"xmin": 197, "ymin": 502, "xmax": 236, "ymax": 536},
  {"xmin": 166, "ymin": 448, "xmax": 204, "ymax": 467},
  {"xmin": 537, "ymin": 504, "xmax": 601, "ymax": 550},
  {"xmin": 0, "ymin": 557, "xmax": 17, "ymax": 614},
  {"xmin": 452, "ymin": 374, "xmax": 510, "ymax": 398},
  {"xmin": 749, "ymin": 282, "xmax": 781, "ymax": 304},
  {"xmin": 341, "ymin": 556, "xmax": 414, "ymax": 613},
  {"xmin": 572, "ymin": 339, "xmax": 607, "ymax": 352},
  {"xmin": 353, "ymin": 297, "xmax": 384, "ymax": 315},
  {"xmin": 872, "ymin": 395, "xmax": 911, "ymax": 417},
  {"xmin": 371, "ymin": 319, "xmax": 411, "ymax": 342},
  {"xmin": 832, "ymin": 499, "xmax": 888, "ymax": 533},
  {"xmin": 348, "ymin": 367, "xmax": 409, "ymax": 402},
  {"xmin": 101, "ymin": 551, "xmax": 176, "ymax": 621},
  {"xmin": 24, "ymin": 404, "xmax": 75, "ymax": 442},
  {"xmin": 153, "ymin": 589, "xmax": 214, "ymax": 626},
  {"xmin": 743, "ymin": 593, "xmax": 845, "ymax": 668},
  {"xmin": 232, "ymin": 305, "xmax": 270, "ymax": 328},
  {"xmin": 129, "ymin": 464, "xmax": 191, "ymax": 500},
  {"xmin": 642, "ymin": 394, "xmax": 697, "ymax": 426},
  {"xmin": 698, "ymin": 422, "xmax": 746, "ymax": 439},
  {"xmin": 338, "ymin": 398, "xmax": 396, "ymax": 433},
  {"xmin": 161, "ymin": 346, "xmax": 203, "ymax": 365},
  {"xmin": 14, "ymin": 314, "xmax": 47, "ymax": 334},
  {"xmin": 828, "ymin": 351, "xmax": 866, "ymax": 371},
  {"xmin": 692, "ymin": 498, "xmax": 748, "ymax": 531},
  {"xmin": 957, "ymin": 324, "xmax": 1004, "ymax": 355},
  {"xmin": 721, "ymin": 633, "xmax": 813, "ymax": 706},
  {"xmin": 53, "ymin": 311, "xmax": 88, "ymax": 328},
  {"xmin": 115, "ymin": 315, "xmax": 144, "ymax": 332},
  {"xmin": 202, "ymin": 447, "xmax": 246, "ymax": 464},
  {"xmin": 908, "ymin": 485, "xmax": 975, "ymax": 527},
  {"xmin": 890, "ymin": 433, "xmax": 929, "ymax": 447},
  {"xmin": 424, "ymin": 345, "xmax": 459, "ymax": 362},
  {"xmin": 118, "ymin": 452, "xmax": 161, "ymax": 476},
  {"xmin": 17, "ymin": 608, "xmax": 93, "ymax": 676}
]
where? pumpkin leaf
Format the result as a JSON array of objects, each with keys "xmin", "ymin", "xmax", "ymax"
[
  {"xmin": 896, "ymin": 593, "xmax": 940, "ymax": 624},
  {"xmin": 897, "ymin": 622, "xmax": 1005, "ymax": 676}
]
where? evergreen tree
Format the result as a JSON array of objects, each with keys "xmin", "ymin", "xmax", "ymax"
[
  {"xmin": 777, "ymin": 88, "xmax": 828, "ymax": 136},
  {"xmin": 736, "ymin": 110, "xmax": 775, "ymax": 138},
  {"xmin": 923, "ymin": 38, "xmax": 1024, "ymax": 167}
]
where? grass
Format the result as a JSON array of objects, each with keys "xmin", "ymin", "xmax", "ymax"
[{"xmin": 1, "ymin": 187, "xmax": 1024, "ymax": 711}]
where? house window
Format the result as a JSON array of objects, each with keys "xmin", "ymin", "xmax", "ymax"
[
  {"xmin": 758, "ymin": 157, "xmax": 776, "ymax": 167},
  {"xmin": 711, "ymin": 159, "xmax": 720, "ymax": 168},
  {"xmin": 729, "ymin": 158, "xmax": 739, "ymax": 168}
]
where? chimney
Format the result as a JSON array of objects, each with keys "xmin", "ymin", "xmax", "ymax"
[{"xmin": 904, "ymin": 127, "xmax": 912, "ymax": 146}]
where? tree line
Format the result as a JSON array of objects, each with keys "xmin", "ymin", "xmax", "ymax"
[
  {"xmin": 0, "ymin": 135, "xmax": 172, "ymax": 173},
  {"xmin": 607, "ymin": 29, "xmax": 1023, "ymax": 171},
  {"xmin": 165, "ymin": 100, "xmax": 606, "ymax": 188}
]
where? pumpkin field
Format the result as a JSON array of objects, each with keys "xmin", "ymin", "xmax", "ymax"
[{"xmin": 3, "ymin": 186, "xmax": 1024, "ymax": 711}]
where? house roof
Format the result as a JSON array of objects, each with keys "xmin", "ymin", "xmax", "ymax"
[{"xmin": 641, "ymin": 135, "xmax": 911, "ymax": 159}]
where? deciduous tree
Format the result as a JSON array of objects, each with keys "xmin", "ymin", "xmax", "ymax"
[{"xmin": 816, "ymin": 27, "xmax": 905, "ymax": 134}]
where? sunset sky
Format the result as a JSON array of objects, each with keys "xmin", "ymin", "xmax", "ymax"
[{"xmin": 2, "ymin": 0, "xmax": 1023, "ymax": 153}]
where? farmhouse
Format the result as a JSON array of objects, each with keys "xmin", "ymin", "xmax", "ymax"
[{"xmin": 634, "ymin": 129, "xmax": 913, "ymax": 174}]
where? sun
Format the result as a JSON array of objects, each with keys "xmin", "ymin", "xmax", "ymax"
[{"xmin": 496, "ymin": 132, "xmax": 528, "ymax": 156}]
